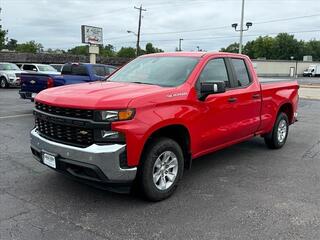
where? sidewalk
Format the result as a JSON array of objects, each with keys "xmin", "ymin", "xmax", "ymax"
[{"xmin": 299, "ymin": 85, "xmax": 320, "ymax": 100}]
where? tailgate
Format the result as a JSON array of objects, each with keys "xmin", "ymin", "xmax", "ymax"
[{"xmin": 20, "ymin": 73, "xmax": 52, "ymax": 93}]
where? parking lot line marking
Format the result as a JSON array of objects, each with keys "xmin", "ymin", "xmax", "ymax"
[{"xmin": 0, "ymin": 113, "xmax": 33, "ymax": 119}]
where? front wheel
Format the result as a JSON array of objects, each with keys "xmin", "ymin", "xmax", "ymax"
[
  {"xmin": 264, "ymin": 112, "xmax": 289, "ymax": 149},
  {"xmin": 0, "ymin": 78, "xmax": 8, "ymax": 88},
  {"xmin": 139, "ymin": 137, "xmax": 184, "ymax": 201}
]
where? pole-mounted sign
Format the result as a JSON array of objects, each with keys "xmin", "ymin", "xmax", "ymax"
[
  {"xmin": 81, "ymin": 25, "xmax": 103, "ymax": 64},
  {"xmin": 81, "ymin": 25, "xmax": 103, "ymax": 45}
]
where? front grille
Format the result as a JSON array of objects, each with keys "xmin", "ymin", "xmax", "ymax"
[
  {"xmin": 36, "ymin": 118, "xmax": 94, "ymax": 147},
  {"xmin": 35, "ymin": 102, "xmax": 94, "ymax": 120}
]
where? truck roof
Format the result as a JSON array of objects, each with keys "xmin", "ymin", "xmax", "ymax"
[{"xmin": 142, "ymin": 51, "xmax": 247, "ymax": 58}]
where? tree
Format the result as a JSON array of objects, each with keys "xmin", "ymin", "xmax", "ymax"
[
  {"xmin": 145, "ymin": 43, "xmax": 164, "ymax": 54},
  {"xmin": 0, "ymin": 29, "xmax": 8, "ymax": 50},
  {"xmin": 220, "ymin": 42, "xmax": 239, "ymax": 53},
  {"xmin": 117, "ymin": 47, "xmax": 136, "ymax": 58},
  {"xmin": 304, "ymin": 39, "xmax": 320, "ymax": 61},
  {"xmin": 6, "ymin": 38, "xmax": 18, "ymax": 51},
  {"xmin": 16, "ymin": 40, "xmax": 43, "ymax": 53},
  {"xmin": 271, "ymin": 33, "xmax": 301, "ymax": 60},
  {"xmin": 100, "ymin": 44, "xmax": 116, "ymax": 57},
  {"xmin": 251, "ymin": 36, "xmax": 275, "ymax": 59},
  {"xmin": 67, "ymin": 45, "xmax": 88, "ymax": 55}
]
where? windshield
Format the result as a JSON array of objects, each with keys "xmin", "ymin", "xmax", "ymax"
[
  {"xmin": 0, "ymin": 63, "xmax": 20, "ymax": 71},
  {"xmin": 38, "ymin": 65, "xmax": 57, "ymax": 72},
  {"xmin": 108, "ymin": 56, "xmax": 199, "ymax": 87}
]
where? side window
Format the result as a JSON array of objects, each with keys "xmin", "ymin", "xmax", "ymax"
[
  {"xmin": 231, "ymin": 58, "xmax": 251, "ymax": 87},
  {"xmin": 199, "ymin": 58, "xmax": 230, "ymax": 88},
  {"xmin": 71, "ymin": 65, "xmax": 88, "ymax": 76},
  {"xmin": 23, "ymin": 64, "xmax": 35, "ymax": 71},
  {"xmin": 61, "ymin": 64, "xmax": 72, "ymax": 75},
  {"xmin": 93, "ymin": 66, "xmax": 106, "ymax": 76}
]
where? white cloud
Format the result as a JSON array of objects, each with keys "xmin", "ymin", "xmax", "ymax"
[{"xmin": 2, "ymin": 0, "xmax": 320, "ymax": 51}]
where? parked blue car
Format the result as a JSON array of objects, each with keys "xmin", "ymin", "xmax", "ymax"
[{"xmin": 19, "ymin": 63, "xmax": 117, "ymax": 101}]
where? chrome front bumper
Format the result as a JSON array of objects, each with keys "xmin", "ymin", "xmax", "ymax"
[{"xmin": 30, "ymin": 128, "xmax": 137, "ymax": 183}]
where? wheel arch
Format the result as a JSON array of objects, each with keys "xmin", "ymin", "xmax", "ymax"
[
  {"xmin": 278, "ymin": 102, "xmax": 294, "ymax": 124},
  {"xmin": 142, "ymin": 124, "xmax": 192, "ymax": 169}
]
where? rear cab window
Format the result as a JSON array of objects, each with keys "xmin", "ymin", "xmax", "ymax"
[
  {"xmin": 61, "ymin": 64, "xmax": 88, "ymax": 76},
  {"xmin": 231, "ymin": 58, "xmax": 251, "ymax": 87}
]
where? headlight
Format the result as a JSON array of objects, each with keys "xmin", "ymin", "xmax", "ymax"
[
  {"xmin": 99, "ymin": 109, "xmax": 135, "ymax": 122},
  {"xmin": 8, "ymin": 73, "xmax": 16, "ymax": 79}
]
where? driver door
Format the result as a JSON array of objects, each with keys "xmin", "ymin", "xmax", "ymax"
[{"xmin": 194, "ymin": 58, "xmax": 241, "ymax": 153}]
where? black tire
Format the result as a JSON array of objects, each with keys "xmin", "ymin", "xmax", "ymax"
[
  {"xmin": 264, "ymin": 112, "xmax": 289, "ymax": 149},
  {"xmin": 139, "ymin": 137, "xmax": 184, "ymax": 201},
  {"xmin": 0, "ymin": 77, "xmax": 8, "ymax": 88}
]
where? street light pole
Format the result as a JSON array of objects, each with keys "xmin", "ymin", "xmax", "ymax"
[
  {"xmin": 179, "ymin": 38, "xmax": 184, "ymax": 51},
  {"xmin": 239, "ymin": 0, "xmax": 245, "ymax": 54},
  {"xmin": 232, "ymin": 0, "xmax": 252, "ymax": 55},
  {"xmin": 127, "ymin": 30, "xmax": 138, "ymax": 55}
]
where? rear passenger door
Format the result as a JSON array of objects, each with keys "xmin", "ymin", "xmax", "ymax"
[{"xmin": 225, "ymin": 57, "xmax": 262, "ymax": 139}]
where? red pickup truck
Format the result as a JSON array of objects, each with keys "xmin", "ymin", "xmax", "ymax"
[{"xmin": 31, "ymin": 52, "xmax": 299, "ymax": 201}]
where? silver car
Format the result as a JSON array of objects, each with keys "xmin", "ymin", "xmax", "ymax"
[{"xmin": 0, "ymin": 62, "xmax": 25, "ymax": 88}]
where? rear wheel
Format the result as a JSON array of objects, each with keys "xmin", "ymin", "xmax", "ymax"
[
  {"xmin": 139, "ymin": 137, "xmax": 184, "ymax": 201},
  {"xmin": 0, "ymin": 77, "xmax": 8, "ymax": 88},
  {"xmin": 264, "ymin": 112, "xmax": 289, "ymax": 149}
]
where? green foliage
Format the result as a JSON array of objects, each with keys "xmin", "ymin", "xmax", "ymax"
[
  {"xmin": 145, "ymin": 42, "xmax": 164, "ymax": 54},
  {"xmin": 67, "ymin": 45, "xmax": 88, "ymax": 55},
  {"xmin": 0, "ymin": 29, "xmax": 8, "ymax": 50},
  {"xmin": 304, "ymin": 40, "xmax": 320, "ymax": 61},
  {"xmin": 220, "ymin": 42, "xmax": 239, "ymax": 53},
  {"xmin": 16, "ymin": 40, "xmax": 43, "ymax": 53},
  {"xmin": 100, "ymin": 44, "xmax": 116, "ymax": 57},
  {"xmin": 221, "ymin": 33, "xmax": 320, "ymax": 61},
  {"xmin": 117, "ymin": 47, "xmax": 136, "ymax": 58},
  {"xmin": 6, "ymin": 38, "xmax": 18, "ymax": 51}
]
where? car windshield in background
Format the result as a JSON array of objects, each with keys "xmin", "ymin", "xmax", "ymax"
[
  {"xmin": 0, "ymin": 63, "xmax": 20, "ymax": 71},
  {"xmin": 108, "ymin": 56, "xmax": 199, "ymax": 87},
  {"xmin": 38, "ymin": 65, "xmax": 57, "ymax": 72}
]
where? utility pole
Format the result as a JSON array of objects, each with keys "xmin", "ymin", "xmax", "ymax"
[
  {"xmin": 178, "ymin": 38, "xmax": 184, "ymax": 51},
  {"xmin": 231, "ymin": 0, "xmax": 252, "ymax": 54},
  {"xmin": 134, "ymin": 5, "xmax": 146, "ymax": 56},
  {"xmin": 0, "ymin": 0, "xmax": 2, "ymax": 29},
  {"xmin": 239, "ymin": 0, "xmax": 245, "ymax": 54}
]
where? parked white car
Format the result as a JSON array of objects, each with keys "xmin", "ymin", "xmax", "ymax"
[
  {"xmin": 0, "ymin": 62, "xmax": 25, "ymax": 88},
  {"xmin": 20, "ymin": 63, "xmax": 60, "ymax": 75}
]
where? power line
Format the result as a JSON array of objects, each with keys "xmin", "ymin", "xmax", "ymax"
[
  {"xmin": 113, "ymin": 29, "xmax": 320, "ymax": 45},
  {"xmin": 105, "ymin": 13, "xmax": 320, "ymax": 43}
]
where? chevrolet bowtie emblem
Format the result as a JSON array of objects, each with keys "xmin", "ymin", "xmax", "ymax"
[
  {"xmin": 30, "ymin": 80, "xmax": 36, "ymax": 84},
  {"xmin": 79, "ymin": 130, "xmax": 88, "ymax": 135}
]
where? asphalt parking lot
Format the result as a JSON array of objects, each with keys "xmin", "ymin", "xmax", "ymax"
[{"xmin": 1, "ymin": 88, "xmax": 320, "ymax": 240}]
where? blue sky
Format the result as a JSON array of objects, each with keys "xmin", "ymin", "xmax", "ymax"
[{"xmin": 2, "ymin": 0, "xmax": 320, "ymax": 51}]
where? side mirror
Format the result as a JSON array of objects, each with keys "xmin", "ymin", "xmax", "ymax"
[{"xmin": 200, "ymin": 81, "xmax": 226, "ymax": 100}]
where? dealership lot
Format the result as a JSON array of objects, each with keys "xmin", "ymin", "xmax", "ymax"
[{"xmin": 0, "ymin": 88, "xmax": 320, "ymax": 239}]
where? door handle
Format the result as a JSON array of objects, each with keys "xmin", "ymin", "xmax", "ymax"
[
  {"xmin": 252, "ymin": 94, "xmax": 261, "ymax": 99},
  {"xmin": 228, "ymin": 97, "xmax": 237, "ymax": 103}
]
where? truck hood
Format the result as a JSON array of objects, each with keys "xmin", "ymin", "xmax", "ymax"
[{"xmin": 36, "ymin": 81, "xmax": 169, "ymax": 109}]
